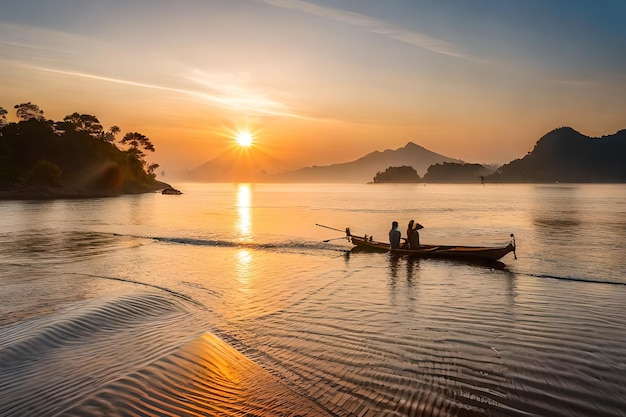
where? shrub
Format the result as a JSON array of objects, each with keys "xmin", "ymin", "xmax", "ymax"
[{"xmin": 24, "ymin": 160, "xmax": 63, "ymax": 186}]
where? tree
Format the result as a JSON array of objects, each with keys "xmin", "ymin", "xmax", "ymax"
[
  {"xmin": 56, "ymin": 112, "xmax": 104, "ymax": 137},
  {"xmin": 146, "ymin": 163, "xmax": 160, "ymax": 178},
  {"xmin": 14, "ymin": 102, "xmax": 45, "ymax": 122},
  {"xmin": 1, "ymin": 103, "xmax": 165, "ymax": 195},
  {"xmin": 0, "ymin": 106, "xmax": 7, "ymax": 128},
  {"xmin": 119, "ymin": 132, "xmax": 157, "ymax": 181},
  {"xmin": 102, "ymin": 125, "xmax": 120, "ymax": 142},
  {"xmin": 120, "ymin": 132, "xmax": 156, "ymax": 157},
  {"xmin": 79, "ymin": 114, "xmax": 103, "ymax": 136}
]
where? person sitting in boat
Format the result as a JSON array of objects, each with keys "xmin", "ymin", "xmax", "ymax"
[
  {"xmin": 406, "ymin": 219, "xmax": 424, "ymax": 249},
  {"xmin": 389, "ymin": 221, "xmax": 401, "ymax": 249},
  {"xmin": 405, "ymin": 220, "xmax": 414, "ymax": 248}
]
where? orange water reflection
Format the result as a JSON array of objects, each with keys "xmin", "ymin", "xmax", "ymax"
[
  {"xmin": 235, "ymin": 248, "xmax": 252, "ymax": 289},
  {"xmin": 236, "ymin": 184, "xmax": 252, "ymax": 242}
]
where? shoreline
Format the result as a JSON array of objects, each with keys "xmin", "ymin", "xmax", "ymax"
[{"xmin": 0, "ymin": 181, "xmax": 172, "ymax": 201}]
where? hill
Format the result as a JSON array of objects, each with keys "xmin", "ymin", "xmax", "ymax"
[
  {"xmin": 0, "ymin": 103, "xmax": 168, "ymax": 199},
  {"xmin": 487, "ymin": 127, "xmax": 626, "ymax": 183},
  {"xmin": 272, "ymin": 142, "xmax": 462, "ymax": 183}
]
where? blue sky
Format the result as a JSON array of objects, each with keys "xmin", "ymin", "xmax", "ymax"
[{"xmin": 1, "ymin": 0, "xmax": 625, "ymax": 173}]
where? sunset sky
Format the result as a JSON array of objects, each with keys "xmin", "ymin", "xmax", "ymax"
[{"xmin": 2, "ymin": 1, "xmax": 625, "ymax": 178}]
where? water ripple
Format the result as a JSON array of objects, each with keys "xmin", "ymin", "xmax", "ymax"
[{"xmin": 0, "ymin": 292, "xmax": 205, "ymax": 417}]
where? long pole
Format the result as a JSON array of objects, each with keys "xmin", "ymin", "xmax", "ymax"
[
  {"xmin": 315, "ymin": 224, "xmax": 345, "ymax": 233},
  {"xmin": 323, "ymin": 236, "xmax": 348, "ymax": 243}
]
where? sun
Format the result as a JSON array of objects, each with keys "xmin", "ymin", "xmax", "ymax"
[{"xmin": 235, "ymin": 130, "xmax": 254, "ymax": 147}]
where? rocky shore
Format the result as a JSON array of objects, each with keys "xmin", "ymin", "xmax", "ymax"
[{"xmin": 0, "ymin": 181, "xmax": 172, "ymax": 201}]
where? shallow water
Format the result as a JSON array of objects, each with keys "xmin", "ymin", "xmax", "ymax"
[{"xmin": 1, "ymin": 183, "xmax": 625, "ymax": 416}]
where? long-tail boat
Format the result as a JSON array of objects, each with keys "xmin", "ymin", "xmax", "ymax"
[{"xmin": 346, "ymin": 227, "xmax": 516, "ymax": 262}]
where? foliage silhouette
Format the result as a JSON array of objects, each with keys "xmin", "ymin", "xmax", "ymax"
[
  {"xmin": 0, "ymin": 103, "xmax": 167, "ymax": 198},
  {"xmin": 487, "ymin": 127, "xmax": 626, "ymax": 183},
  {"xmin": 371, "ymin": 166, "xmax": 420, "ymax": 183},
  {"xmin": 24, "ymin": 160, "xmax": 63, "ymax": 186},
  {"xmin": 423, "ymin": 162, "xmax": 494, "ymax": 183}
]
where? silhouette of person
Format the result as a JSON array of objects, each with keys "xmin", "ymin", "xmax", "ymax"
[
  {"xmin": 406, "ymin": 219, "xmax": 423, "ymax": 249},
  {"xmin": 389, "ymin": 221, "xmax": 401, "ymax": 249},
  {"xmin": 406, "ymin": 220, "xmax": 414, "ymax": 248}
]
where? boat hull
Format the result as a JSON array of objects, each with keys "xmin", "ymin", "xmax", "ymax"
[{"xmin": 350, "ymin": 235, "xmax": 515, "ymax": 262}]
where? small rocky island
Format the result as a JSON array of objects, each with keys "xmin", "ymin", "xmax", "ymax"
[
  {"xmin": 0, "ymin": 102, "xmax": 171, "ymax": 199},
  {"xmin": 371, "ymin": 166, "xmax": 420, "ymax": 183}
]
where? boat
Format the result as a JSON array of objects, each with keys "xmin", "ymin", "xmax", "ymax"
[{"xmin": 346, "ymin": 228, "xmax": 516, "ymax": 262}]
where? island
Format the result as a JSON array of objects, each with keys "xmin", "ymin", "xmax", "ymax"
[
  {"xmin": 0, "ymin": 102, "xmax": 170, "ymax": 199},
  {"xmin": 422, "ymin": 162, "xmax": 495, "ymax": 183},
  {"xmin": 371, "ymin": 166, "xmax": 420, "ymax": 183}
]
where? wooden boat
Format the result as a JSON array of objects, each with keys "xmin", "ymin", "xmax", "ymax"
[{"xmin": 347, "ymin": 228, "xmax": 516, "ymax": 262}]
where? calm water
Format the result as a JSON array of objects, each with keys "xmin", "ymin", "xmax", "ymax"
[{"xmin": 1, "ymin": 183, "xmax": 625, "ymax": 417}]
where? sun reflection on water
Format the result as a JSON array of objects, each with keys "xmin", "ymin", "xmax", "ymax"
[
  {"xmin": 236, "ymin": 184, "xmax": 252, "ymax": 242},
  {"xmin": 235, "ymin": 249, "xmax": 252, "ymax": 288}
]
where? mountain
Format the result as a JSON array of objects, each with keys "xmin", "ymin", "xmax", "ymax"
[
  {"xmin": 184, "ymin": 142, "xmax": 461, "ymax": 183},
  {"xmin": 273, "ymin": 142, "xmax": 462, "ymax": 183},
  {"xmin": 183, "ymin": 147, "xmax": 281, "ymax": 182},
  {"xmin": 487, "ymin": 127, "xmax": 626, "ymax": 183}
]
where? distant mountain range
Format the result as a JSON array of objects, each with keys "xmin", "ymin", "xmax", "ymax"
[
  {"xmin": 183, "ymin": 146, "xmax": 282, "ymax": 183},
  {"xmin": 184, "ymin": 142, "xmax": 462, "ymax": 183},
  {"xmin": 184, "ymin": 127, "xmax": 626, "ymax": 183},
  {"xmin": 273, "ymin": 142, "xmax": 462, "ymax": 183}
]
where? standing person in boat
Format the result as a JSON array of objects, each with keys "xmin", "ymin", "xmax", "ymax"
[
  {"xmin": 406, "ymin": 219, "xmax": 424, "ymax": 249},
  {"xmin": 389, "ymin": 221, "xmax": 401, "ymax": 249}
]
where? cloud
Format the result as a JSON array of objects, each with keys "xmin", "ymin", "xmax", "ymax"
[
  {"xmin": 0, "ymin": 22, "xmax": 88, "ymax": 55},
  {"xmin": 1, "ymin": 21, "xmax": 310, "ymax": 119},
  {"xmin": 255, "ymin": 0, "xmax": 466, "ymax": 58},
  {"xmin": 185, "ymin": 70, "xmax": 288, "ymax": 113},
  {"xmin": 28, "ymin": 65, "xmax": 306, "ymax": 119}
]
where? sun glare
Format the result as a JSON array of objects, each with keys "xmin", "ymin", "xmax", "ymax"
[{"xmin": 236, "ymin": 130, "xmax": 253, "ymax": 147}]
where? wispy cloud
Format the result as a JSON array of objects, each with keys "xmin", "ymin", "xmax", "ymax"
[
  {"xmin": 0, "ymin": 22, "xmax": 87, "ymax": 55},
  {"xmin": 29, "ymin": 66, "xmax": 306, "ymax": 119},
  {"xmin": 0, "ymin": 39, "xmax": 57, "ymax": 52},
  {"xmin": 2, "ymin": 20, "xmax": 310, "ymax": 119},
  {"xmin": 255, "ymin": 0, "xmax": 466, "ymax": 58},
  {"xmin": 185, "ymin": 70, "xmax": 291, "ymax": 114}
]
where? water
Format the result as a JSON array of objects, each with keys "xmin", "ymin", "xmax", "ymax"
[{"xmin": 1, "ymin": 183, "xmax": 625, "ymax": 416}]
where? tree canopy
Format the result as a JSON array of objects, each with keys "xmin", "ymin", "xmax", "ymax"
[
  {"xmin": 0, "ymin": 103, "xmax": 166, "ymax": 197},
  {"xmin": 423, "ymin": 162, "xmax": 494, "ymax": 183},
  {"xmin": 14, "ymin": 102, "xmax": 45, "ymax": 122},
  {"xmin": 371, "ymin": 166, "xmax": 420, "ymax": 183}
]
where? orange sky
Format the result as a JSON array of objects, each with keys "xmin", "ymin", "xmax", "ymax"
[{"xmin": 2, "ymin": 1, "xmax": 625, "ymax": 179}]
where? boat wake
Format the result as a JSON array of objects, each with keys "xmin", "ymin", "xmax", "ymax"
[
  {"xmin": 130, "ymin": 234, "xmax": 351, "ymax": 255},
  {"xmin": 67, "ymin": 272, "xmax": 208, "ymax": 308},
  {"xmin": 520, "ymin": 272, "xmax": 626, "ymax": 286}
]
